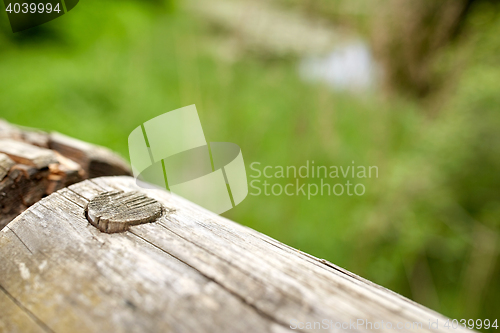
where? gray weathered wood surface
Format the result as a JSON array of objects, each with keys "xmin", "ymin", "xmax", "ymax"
[{"xmin": 0, "ymin": 176, "xmax": 471, "ymax": 333}]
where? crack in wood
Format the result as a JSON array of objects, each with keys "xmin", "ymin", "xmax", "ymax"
[
  {"xmin": 0, "ymin": 283, "xmax": 54, "ymax": 333},
  {"xmin": 129, "ymin": 230, "xmax": 304, "ymax": 333}
]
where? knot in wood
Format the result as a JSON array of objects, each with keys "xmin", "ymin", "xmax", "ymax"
[{"xmin": 85, "ymin": 191, "xmax": 162, "ymax": 233}]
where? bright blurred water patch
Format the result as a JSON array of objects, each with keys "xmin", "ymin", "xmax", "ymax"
[{"xmin": 299, "ymin": 41, "xmax": 377, "ymax": 93}]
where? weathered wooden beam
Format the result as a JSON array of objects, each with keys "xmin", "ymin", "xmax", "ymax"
[
  {"xmin": 0, "ymin": 120, "xmax": 131, "ymax": 230},
  {"xmin": 0, "ymin": 176, "xmax": 472, "ymax": 333}
]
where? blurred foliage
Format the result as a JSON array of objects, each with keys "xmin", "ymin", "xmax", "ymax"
[{"xmin": 0, "ymin": 0, "xmax": 499, "ymax": 326}]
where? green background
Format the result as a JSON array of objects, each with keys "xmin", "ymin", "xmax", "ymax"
[{"xmin": 0, "ymin": 0, "xmax": 499, "ymax": 327}]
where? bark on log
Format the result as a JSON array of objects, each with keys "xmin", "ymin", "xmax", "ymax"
[
  {"xmin": 0, "ymin": 176, "xmax": 472, "ymax": 333},
  {"xmin": 0, "ymin": 120, "xmax": 131, "ymax": 230}
]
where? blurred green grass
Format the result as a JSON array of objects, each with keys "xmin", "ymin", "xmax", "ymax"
[{"xmin": 0, "ymin": 0, "xmax": 499, "ymax": 325}]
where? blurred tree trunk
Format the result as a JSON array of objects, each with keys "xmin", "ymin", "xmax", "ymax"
[{"xmin": 372, "ymin": 0, "xmax": 475, "ymax": 97}]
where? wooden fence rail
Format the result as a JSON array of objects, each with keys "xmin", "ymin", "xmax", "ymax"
[{"xmin": 0, "ymin": 122, "xmax": 472, "ymax": 333}]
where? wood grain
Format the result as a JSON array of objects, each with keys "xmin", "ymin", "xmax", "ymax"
[
  {"xmin": 85, "ymin": 191, "xmax": 164, "ymax": 233},
  {"xmin": 0, "ymin": 176, "xmax": 473, "ymax": 333}
]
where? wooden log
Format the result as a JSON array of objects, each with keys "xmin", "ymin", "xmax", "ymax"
[
  {"xmin": 48, "ymin": 132, "xmax": 131, "ymax": 178},
  {"xmin": 0, "ymin": 120, "xmax": 131, "ymax": 230},
  {"xmin": 0, "ymin": 176, "xmax": 472, "ymax": 333}
]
